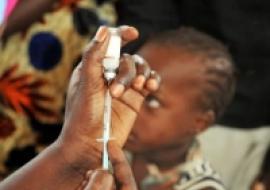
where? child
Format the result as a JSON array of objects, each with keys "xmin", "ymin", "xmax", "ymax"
[{"xmin": 125, "ymin": 27, "xmax": 235, "ymax": 190}]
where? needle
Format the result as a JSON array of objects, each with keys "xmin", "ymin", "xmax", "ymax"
[{"xmin": 102, "ymin": 87, "xmax": 112, "ymax": 170}]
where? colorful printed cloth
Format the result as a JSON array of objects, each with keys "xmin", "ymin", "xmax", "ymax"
[{"xmin": 0, "ymin": 0, "xmax": 115, "ymax": 178}]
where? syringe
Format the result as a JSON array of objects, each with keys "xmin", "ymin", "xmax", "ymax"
[
  {"xmin": 100, "ymin": 27, "xmax": 121, "ymax": 170},
  {"xmin": 102, "ymin": 89, "xmax": 112, "ymax": 170}
]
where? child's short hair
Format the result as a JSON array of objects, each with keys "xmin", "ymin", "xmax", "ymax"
[{"xmin": 147, "ymin": 27, "xmax": 236, "ymax": 120}]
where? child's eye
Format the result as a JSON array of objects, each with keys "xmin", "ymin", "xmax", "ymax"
[{"xmin": 145, "ymin": 95, "xmax": 161, "ymax": 109}]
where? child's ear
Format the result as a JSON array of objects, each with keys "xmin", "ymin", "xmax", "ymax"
[{"xmin": 195, "ymin": 110, "xmax": 215, "ymax": 133}]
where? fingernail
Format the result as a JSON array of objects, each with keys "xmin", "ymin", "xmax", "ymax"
[
  {"xmin": 134, "ymin": 75, "xmax": 146, "ymax": 90},
  {"xmin": 119, "ymin": 25, "xmax": 131, "ymax": 31},
  {"xmin": 147, "ymin": 79, "xmax": 159, "ymax": 91},
  {"xmin": 111, "ymin": 84, "xmax": 125, "ymax": 97},
  {"xmin": 94, "ymin": 26, "xmax": 108, "ymax": 42},
  {"xmin": 85, "ymin": 170, "xmax": 94, "ymax": 177},
  {"xmin": 132, "ymin": 54, "xmax": 145, "ymax": 65},
  {"xmin": 119, "ymin": 25, "xmax": 137, "ymax": 33},
  {"xmin": 122, "ymin": 53, "xmax": 131, "ymax": 58},
  {"xmin": 120, "ymin": 53, "xmax": 131, "ymax": 62}
]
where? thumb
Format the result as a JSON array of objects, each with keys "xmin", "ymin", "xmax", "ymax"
[
  {"xmin": 80, "ymin": 26, "xmax": 110, "ymax": 87},
  {"xmin": 108, "ymin": 141, "xmax": 137, "ymax": 190},
  {"xmin": 84, "ymin": 170, "xmax": 115, "ymax": 190}
]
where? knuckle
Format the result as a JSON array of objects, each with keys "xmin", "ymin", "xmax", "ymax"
[
  {"xmin": 82, "ymin": 42, "xmax": 103, "ymax": 62},
  {"xmin": 83, "ymin": 50, "xmax": 101, "ymax": 63},
  {"xmin": 143, "ymin": 66, "xmax": 151, "ymax": 78}
]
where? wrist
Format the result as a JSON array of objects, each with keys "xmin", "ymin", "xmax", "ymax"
[{"xmin": 55, "ymin": 136, "xmax": 103, "ymax": 175}]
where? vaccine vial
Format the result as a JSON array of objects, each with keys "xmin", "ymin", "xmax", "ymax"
[{"xmin": 102, "ymin": 27, "xmax": 121, "ymax": 82}]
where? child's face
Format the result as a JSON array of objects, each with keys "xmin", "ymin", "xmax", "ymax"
[{"xmin": 125, "ymin": 44, "xmax": 210, "ymax": 153}]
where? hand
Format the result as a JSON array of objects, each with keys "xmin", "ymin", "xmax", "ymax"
[
  {"xmin": 0, "ymin": 26, "xmax": 157, "ymax": 190},
  {"xmin": 77, "ymin": 142, "xmax": 137, "ymax": 190},
  {"xmin": 57, "ymin": 26, "xmax": 160, "ymax": 170},
  {"xmin": 78, "ymin": 170, "xmax": 114, "ymax": 190}
]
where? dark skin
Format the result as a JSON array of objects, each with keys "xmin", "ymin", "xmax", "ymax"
[
  {"xmin": 251, "ymin": 181, "xmax": 268, "ymax": 190},
  {"xmin": 0, "ymin": 26, "xmax": 160, "ymax": 190},
  {"xmin": 251, "ymin": 146, "xmax": 270, "ymax": 190},
  {"xmin": 1, "ymin": 0, "xmax": 56, "ymax": 39},
  {"xmin": 251, "ymin": 174, "xmax": 270, "ymax": 190},
  {"xmin": 0, "ymin": 1, "xmax": 160, "ymax": 189},
  {"xmin": 79, "ymin": 143, "xmax": 138, "ymax": 190},
  {"xmin": 125, "ymin": 43, "xmax": 215, "ymax": 189}
]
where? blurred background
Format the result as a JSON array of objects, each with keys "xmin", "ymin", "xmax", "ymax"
[{"xmin": 0, "ymin": 0, "xmax": 269, "ymax": 190}]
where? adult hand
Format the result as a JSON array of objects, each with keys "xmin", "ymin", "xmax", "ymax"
[
  {"xmin": 78, "ymin": 142, "xmax": 137, "ymax": 190},
  {"xmin": 58, "ymin": 25, "xmax": 160, "ymax": 170},
  {"xmin": 0, "ymin": 25, "xmax": 158, "ymax": 190},
  {"xmin": 78, "ymin": 170, "xmax": 114, "ymax": 190}
]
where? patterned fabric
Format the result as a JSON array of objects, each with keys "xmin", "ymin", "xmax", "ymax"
[
  {"xmin": 0, "ymin": 0, "xmax": 116, "ymax": 178},
  {"xmin": 173, "ymin": 160, "xmax": 225, "ymax": 190},
  {"xmin": 136, "ymin": 141, "xmax": 226, "ymax": 190}
]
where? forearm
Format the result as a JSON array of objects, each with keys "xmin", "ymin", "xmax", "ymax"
[
  {"xmin": 0, "ymin": 142, "xmax": 96, "ymax": 190},
  {"xmin": 3, "ymin": 0, "xmax": 56, "ymax": 38}
]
